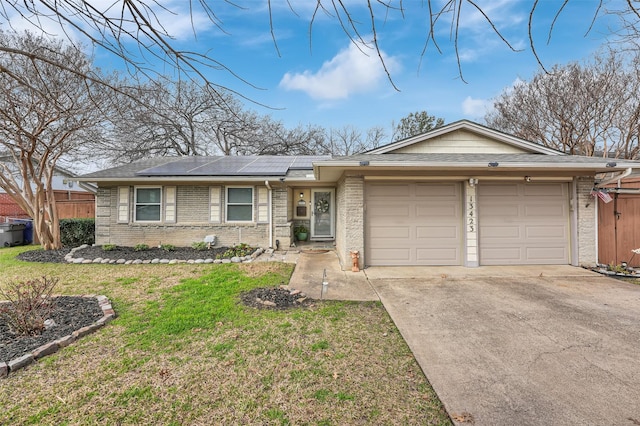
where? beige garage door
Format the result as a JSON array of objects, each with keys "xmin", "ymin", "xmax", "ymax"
[
  {"xmin": 365, "ymin": 182, "xmax": 462, "ymax": 266},
  {"xmin": 478, "ymin": 182, "xmax": 570, "ymax": 265}
]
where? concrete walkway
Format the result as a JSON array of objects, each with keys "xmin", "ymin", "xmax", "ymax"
[{"xmin": 263, "ymin": 251, "xmax": 640, "ymax": 425}]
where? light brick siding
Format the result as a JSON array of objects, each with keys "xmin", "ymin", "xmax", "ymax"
[
  {"xmin": 336, "ymin": 174, "xmax": 364, "ymax": 270},
  {"xmin": 576, "ymin": 176, "xmax": 597, "ymax": 266},
  {"xmin": 273, "ymin": 186, "xmax": 293, "ymax": 249},
  {"xmin": 96, "ymin": 185, "xmax": 269, "ymax": 248}
]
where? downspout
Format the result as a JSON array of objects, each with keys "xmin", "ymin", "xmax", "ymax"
[
  {"xmin": 265, "ymin": 180, "xmax": 273, "ymax": 248},
  {"xmin": 596, "ymin": 168, "xmax": 632, "ymax": 188}
]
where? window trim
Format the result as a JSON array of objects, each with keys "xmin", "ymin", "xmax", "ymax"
[
  {"xmin": 134, "ymin": 186, "xmax": 163, "ymax": 223},
  {"xmin": 225, "ymin": 186, "xmax": 254, "ymax": 223}
]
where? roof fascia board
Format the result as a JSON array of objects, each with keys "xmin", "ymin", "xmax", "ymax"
[
  {"xmin": 367, "ymin": 120, "xmax": 563, "ymax": 156},
  {"xmin": 76, "ymin": 176, "xmax": 318, "ymax": 183}
]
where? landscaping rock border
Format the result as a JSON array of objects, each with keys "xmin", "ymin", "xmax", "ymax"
[
  {"xmin": 64, "ymin": 245, "xmax": 265, "ymax": 265},
  {"xmin": 0, "ymin": 295, "xmax": 116, "ymax": 378}
]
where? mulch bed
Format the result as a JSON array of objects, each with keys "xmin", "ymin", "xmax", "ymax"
[
  {"xmin": 0, "ymin": 296, "xmax": 104, "ymax": 363},
  {"xmin": 16, "ymin": 246, "xmax": 233, "ymax": 263},
  {"xmin": 240, "ymin": 287, "xmax": 314, "ymax": 310}
]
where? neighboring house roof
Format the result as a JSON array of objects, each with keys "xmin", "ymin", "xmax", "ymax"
[
  {"xmin": 78, "ymin": 155, "xmax": 331, "ymax": 183},
  {"xmin": 368, "ymin": 120, "xmax": 566, "ymax": 155},
  {"xmin": 0, "ymin": 155, "xmax": 96, "ymax": 193}
]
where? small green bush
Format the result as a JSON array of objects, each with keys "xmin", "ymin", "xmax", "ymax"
[
  {"xmin": 102, "ymin": 244, "xmax": 117, "ymax": 251},
  {"xmin": 220, "ymin": 243, "xmax": 255, "ymax": 259},
  {"xmin": 191, "ymin": 241, "xmax": 208, "ymax": 251},
  {"xmin": 0, "ymin": 276, "xmax": 58, "ymax": 336},
  {"xmin": 60, "ymin": 218, "xmax": 95, "ymax": 247},
  {"xmin": 160, "ymin": 244, "xmax": 175, "ymax": 252},
  {"xmin": 134, "ymin": 243, "xmax": 149, "ymax": 251}
]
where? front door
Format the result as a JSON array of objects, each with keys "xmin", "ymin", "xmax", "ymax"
[{"xmin": 311, "ymin": 189, "xmax": 335, "ymax": 240}]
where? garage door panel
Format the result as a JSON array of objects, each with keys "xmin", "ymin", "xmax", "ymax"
[
  {"xmin": 366, "ymin": 182, "xmax": 462, "ymax": 266},
  {"xmin": 479, "ymin": 182, "xmax": 569, "ymax": 265},
  {"xmin": 481, "ymin": 225, "xmax": 521, "ymax": 239},
  {"xmin": 526, "ymin": 247, "xmax": 568, "ymax": 262},
  {"xmin": 369, "ymin": 248, "xmax": 412, "ymax": 262},
  {"xmin": 367, "ymin": 183, "xmax": 411, "ymax": 198},
  {"xmin": 368, "ymin": 204, "xmax": 410, "ymax": 218},
  {"xmin": 369, "ymin": 226, "xmax": 411, "ymax": 239},
  {"xmin": 523, "ymin": 183, "xmax": 567, "ymax": 196},
  {"xmin": 481, "ymin": 204, "xmax": 519, "ymax": 217},
  {"xmin": 417, "ymin": 248, "xmax": 459, "ymax": 264},
  {"xmin": 415, "ymin": 182, "xmax": 459, "ymax": 197},
  {"xmin": 525, "ymin": 225, "xmax": 567, "ymax": 239},
  {"xmin": 416, "ymin": 204, "xmax": 458, "ymax": 217},
  {"xmin": 416, "ymin": 225, "xmax": 458, "ymax": 239},
  {"xmin": 524, "ymin": 205, "xmax": 566, "ymax": 217}
]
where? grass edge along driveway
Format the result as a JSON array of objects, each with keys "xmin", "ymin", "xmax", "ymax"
[{"xmin": 0, "ymin": 246, "xmax": 451, "ymax": 425}]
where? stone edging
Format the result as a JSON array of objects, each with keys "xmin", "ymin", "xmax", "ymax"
[
  {"xmin": 65, "ymin": 245, "xmax": 265, "ymax": 265},
  {"xmin": 0, "ymin": 295, "xmax": 116, "ymax": 378}
]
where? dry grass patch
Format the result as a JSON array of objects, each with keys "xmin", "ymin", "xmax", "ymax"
[{"xmin": 0, "ymin": 246, "xmax": 451, "ymax": 425}]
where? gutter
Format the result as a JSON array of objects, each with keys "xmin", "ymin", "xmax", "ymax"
[{"xmin": 595, "ymin": 168, "xmax": 633, "ymax": 188}]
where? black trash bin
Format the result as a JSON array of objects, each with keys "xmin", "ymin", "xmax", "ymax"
[{"xmin": 0, "ymin": 223, "xmax": 26, "ymax": 247}]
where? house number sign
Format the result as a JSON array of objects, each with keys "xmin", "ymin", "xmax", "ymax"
[{"xmin": 467, "ymin": 195, "xmax": 476, "ymax": 233}]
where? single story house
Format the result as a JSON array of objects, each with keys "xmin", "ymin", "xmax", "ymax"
[{"xmin": 78, "ymin": 120, "xmax": 639, "ymax": 270}]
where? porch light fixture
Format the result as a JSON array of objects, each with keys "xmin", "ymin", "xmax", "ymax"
[
  {"xmin": 524, "ymin": 176, "xmax": 531, "ymax": 182},
  {"xmin": 488, "ymin": 162, "xmax": 499, "ymax": 167},
  {"xmin": 299, "ymin": 192, "xmax": 304, "ymax": 199}
]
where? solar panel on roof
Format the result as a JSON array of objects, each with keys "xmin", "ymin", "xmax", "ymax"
[{"xmin": 135, "ymin": 156, "xmax": 305, "ymax": 176}]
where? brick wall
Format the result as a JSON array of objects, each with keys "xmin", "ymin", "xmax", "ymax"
[
  {"xmin": 335, "ymin": 174, "xmax": 364, "ymax": 270},
  {"xmin": 576, "ymin": 176, "xmax": 597, "ymax": 266},
  {"xmin": 96, "ymin": 185, "xmax": 270, "ymax": 248}
]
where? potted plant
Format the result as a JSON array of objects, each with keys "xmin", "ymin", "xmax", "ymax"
[{"xmin": 294, "ymin": 224, "xmax": 309, "ymax": 241}]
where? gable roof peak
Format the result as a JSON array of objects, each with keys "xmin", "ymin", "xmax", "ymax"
[{"xmin": 367, "ymin": 119, "xmax": 564, "ymax": 156}]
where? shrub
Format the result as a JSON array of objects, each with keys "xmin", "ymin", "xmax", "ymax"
[
  {"xmin": 134, "ymin": 243, "xmax": 149, "ymax": 252},
  {"xmin": 0, "ymin": 276, "xmax": 58, "ymax": 336},
  {"xmin": 191, "ymin": 241, "xmax": 208, "ymax": 251},
  {"xmin": 160, "ymin": 244, "xmax": 175, "ymax": 252},
  {"xmin": 221, "ymin": 243, "xmax": 255, "ymax": 259},
  {"xmin": 60, "ymin": 218, "xmax": 95, "ymax": 247},
  {"xmin": 102, "ymin": 244, "xmax": 117, "ymax": 251}
]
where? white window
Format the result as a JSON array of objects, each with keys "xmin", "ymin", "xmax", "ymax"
[
  {"xmin": 226, "ymin": 187, "xmax": 253, "ymax": 222},
  {"xmin": 135, "ymin": 187, "xmax": 162, "ymax": 222}
]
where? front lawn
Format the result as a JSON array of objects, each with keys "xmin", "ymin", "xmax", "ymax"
[{"xmin": 0, "ymin": 246, "xmax": 451, "ymax": 425}]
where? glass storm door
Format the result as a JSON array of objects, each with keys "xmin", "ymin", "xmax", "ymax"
[{"xmin": 311, "ymin": 189, "xmax": 335, "ymax": 239}]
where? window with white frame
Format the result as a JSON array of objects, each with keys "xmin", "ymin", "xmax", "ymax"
[
  {"xmin": 226, "ymin": 187, "xmax": 253, "ymax": 222},
  {"xmin": 134, "ymin": 187, "xmax": 162, "ymax": 222}
]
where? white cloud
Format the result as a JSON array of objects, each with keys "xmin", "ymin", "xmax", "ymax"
[
  {"xmin": 462, "ymin": 96, "xmax": 491, "ymax": 118},
  {"xmin": 279, "ymin": 41, "xmax": 399, "ymax": 100}
]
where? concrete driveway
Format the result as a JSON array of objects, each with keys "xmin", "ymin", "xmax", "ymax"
[{"xmin": 366, "ymin": 266, "xmax": 640, "ymax": 426}]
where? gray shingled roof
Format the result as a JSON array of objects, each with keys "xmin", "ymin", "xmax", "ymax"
[
  {"xmin": 79, "ymin": 155, "xmax": 331, "ymax": 180},
  {"xmin": 325, "ymin": 153, "xmax": 640, "ymax": 166}
]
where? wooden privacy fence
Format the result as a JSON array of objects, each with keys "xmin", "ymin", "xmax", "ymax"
[
  {"xmin": 0, "ymin": 190, "xmax": 95, "ymax": 222},
  {"xmin": 598, "ymin": 177, "xmax": 640, "ymax": 267}
]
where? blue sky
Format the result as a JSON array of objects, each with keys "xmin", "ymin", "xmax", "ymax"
[{"xmin": 7, "ymin": 1, "xmax": 623, "ymax": 136}]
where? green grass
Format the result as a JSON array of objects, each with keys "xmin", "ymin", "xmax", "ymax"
[{"xmin": 0, "ymin": 245, "xmax": 451, "ymax": 425}]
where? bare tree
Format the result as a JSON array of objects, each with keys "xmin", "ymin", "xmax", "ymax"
[
  {"xmin": 485, "ymin": 50, "xmax": 640, "ymax": 158},
  {"xmin": 3, "ymin": 1, "xmax": 639, "ymax": 91},
  {"xmin": 0, "ymin": 31, "xmax": 107, "ymax": 249},
  {"xmin": 105, "ymin": 81, "xmax": 250, "ymax": 161},
  {"xmin": 326, "ymin": 125, "xmax": 387, "ymax": 155}
]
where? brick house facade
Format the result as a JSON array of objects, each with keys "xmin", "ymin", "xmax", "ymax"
[{"xmin": 79, "ymin": 121, "xmax": 638, "ymax": 270}]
